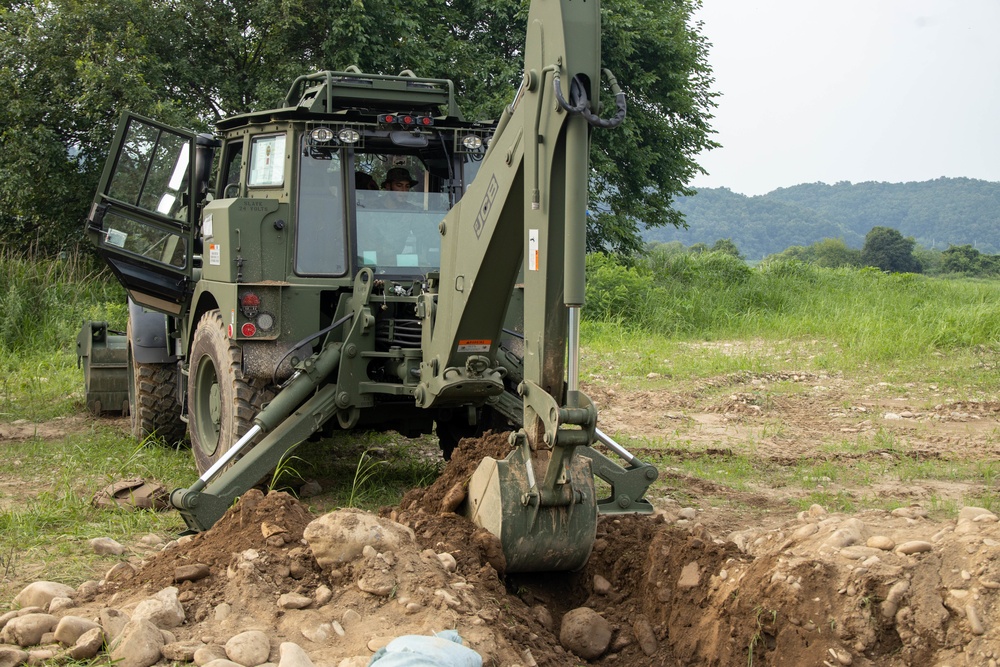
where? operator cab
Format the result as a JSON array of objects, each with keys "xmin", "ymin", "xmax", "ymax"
[{"xmin": 294, "ymin": 127, "xmax": 485, "ymax": 279}]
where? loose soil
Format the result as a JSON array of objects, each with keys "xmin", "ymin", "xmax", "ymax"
[{"xmin": 5, "ymin": 370, "xmax": 1000, "ymax": 666}]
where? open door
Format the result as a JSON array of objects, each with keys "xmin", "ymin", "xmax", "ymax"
[{"xmin": 85, "ymin": 113, "xmax": 202, "ymax": 317}]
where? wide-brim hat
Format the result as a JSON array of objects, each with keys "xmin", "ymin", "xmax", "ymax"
[{"xmin": 384, "ymin": 167, "xmax": 418, "ymax": 186}]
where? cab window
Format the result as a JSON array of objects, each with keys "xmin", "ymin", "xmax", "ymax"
[{"xmin": 295, "ymin": 140, "xmax": 347, "ymax": 276}]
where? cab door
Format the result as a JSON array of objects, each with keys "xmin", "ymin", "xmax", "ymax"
[{"xmin": 85, "ymin": 113, "xmax": 202, "ymax": 317}]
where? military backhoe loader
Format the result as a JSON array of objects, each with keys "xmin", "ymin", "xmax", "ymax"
[{"xmin": 81, "ymin": 0, "xmax": 658, "ymax": 572}]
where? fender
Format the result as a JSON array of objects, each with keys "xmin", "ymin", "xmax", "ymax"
[{"xmin": 128, "ymin": 298, "xmax": 177, "ymax": 364}]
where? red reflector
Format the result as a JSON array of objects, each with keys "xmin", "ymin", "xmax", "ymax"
[
  {"xmin": 241, "ymin": 323, "xmax": 256, "ymax": 337},
  {"xmin": 381, "ymin": 114, "xmax": 395, "ymax": 123},
  {"xmin": 420, "ymin": 117, "xmax": 432, "ymax": 126},
  {"xmin": 401, "ymin": 115, "xmax": 413, "ymax": 125},
  {"xmin": 241, "ymin": 293, "xmax": 260, "ymax": 307}
]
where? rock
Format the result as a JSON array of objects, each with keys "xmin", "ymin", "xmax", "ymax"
[
  {"xmin": 678, "ymin": 507, "xmax": 698, "ymax": 520},
  {"xmin": 225, "ymin": 630, "xmax": 271, "ymax": 667},
  {"xmin": 215, "ymin": 604, "xmax": 232, "ymax": 622},
  {"xmin": 105, "ymin": 561, "xmax": 138, "ymax": 583},
  {"xmin": 1, "ymin": 614, "xmax": 58, "ymax": 647},
  {"xmin": 314, "ymin": 586, "xmax": 333, "ymax": 606},
  {"xmin": 808, "ymin": 504, "xmax": 827, "ymax": 518},
  {"xmin": 89, "ymin": 537, "xmax": 126, "ymax": 555},
  {"xmin": 341, "ymin": 610, "xmax": 362, "ymax": 627},
  {"xmin": 593, "ymin": 575, "xmax": 612, "ymax": 595},
  {"xmin": 966, "ymin": 604, "xmax": 985, "ymax": 635},
  {"xmin": 46, "ymin": 597, "xmax": 74, "ymax": 614},
  {"xmin": 532, "ymin": 606, "xmax": 553, "ymax": 632},
  {"xmin": 0, "ymin": 647, "xmax": 28, "ymax": 667},
  {"xmin": 895, "ymin": 540, "xmax": 933, "ymax": 556},
  {"xmin": 26, "ymin": 649, "xmax": 54, "ymax": 665},
  {"xmin": 75, "ymin": 581, "xmax": 101, "ymax": 600},
  {"xmin": 139, "ymin": 533, "xmax": 166, "ymax": 546},
  {"xmin": 132, "ymin": 587, "xmax": 185, "ymax": 628},
  {"xmin": 300, "ymin": 621, "xmax": 332, "ymax": 643},
  {"xmin": 100, "ymin": 608, "xmax": 130, "ymax": 641},
  {"xmin": 68, "ymin": 627, "xmax": 105, "ymax": 660},
  {"xmin": 436, "ymin": 552, "xmax": 458, "ymax": 573},
  {"xmin": 278, "ymin": 593, "xmax": 313, "ymax": 610},
  {"xmin": 959, "ymin": 507, "xmax": 997, "ymax": 523},
  {"xmin": 824, "ymin": 519, "xmax": 866, "ymax": 548},
  {"xmin": 109, "ymin": 618, "xmax": 164, "ymax": 667},
  {"xmin": 12, "ymin": 582, "xmax": 75, "ymax": 611},
  {"xmin": 559, "ymin": 607, "xmax": 612, "ymax": 660},
  {"xmin": 336, "ymin": 659, "xmax": 367, "ymax": 667},
  {"xmin": 278, "ymin": 642, "xmax": 315, "ymax": 667},
  {"xmin": 194, "ymin": 645, "xmax": 229, "ymax": 666},
  {"xmin": 299, "ymin": 481, "xmax": 322, "ymax": 498},
  {"xmin": 203, "ymin": 660, "xmax": 245, "ymax": 667},
  {"xmin": 53, "ymin": 616, "xmax": 100, "ymax": 646},
  {"xmin": 366, "ymin": 637, "xmax": 392, "ymax": 652},
  {"xmin": 881, "ymin": 580, "xmax": 910, "ymax": 620},
  {"xmin": 866, "ymin": 535, "xmax": 895, "ymax": 551},
  {"xmin": 303, "ymin": 509, "xmax": 415, "ymax": 569},
  {"xmin": 472, "ymin": 529, "xmax": 506, "ymax": 575},
  {"xmin": 175, "ymin": 564, "xmax": 211, "ymax": 583},
  {"xmin": 633, "ymin": 617, "xmax": 657, "ymax": 656},
  {"xmin": 357, "ymin": 572, "xmax": 395, "ymax": 597},
  {"xmin": 677, "ymin": 561, "xmax": 701, "ymax": 589},
  {"xmin": 791, "ymin": 523, "xmax": 819, "ymax": 541},
  {"xmin": 890, "ymin": 506, "xmax": 927, "ymax": 520},
  {"xmin": 261, "ymin": 522, "xmax": 287, "ymax": 539},
  {"xmin": 161, "ymin": 629, "xmax": 177, "ymax": 645},
  {"xmin": 440, "ymin": 482, "xmax": 466, "ymax": 513},
  {"xmin": 162, "ymin": 640, "xmax": 206, "ymax": 662}
]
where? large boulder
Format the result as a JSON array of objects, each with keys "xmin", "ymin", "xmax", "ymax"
[
  {"xmin": 132, "ymin": 587, "xmax": 185, "ymax": 629},
  {"xmin": 109, "ymin": 619, "xmax": 164, "ymax": 667},
  {"xmin": 12, "ymin": 582, "xmax": 74, "ymax": 611},
  {"xmin": 303, "ymin": 509, "xmax": 414, "ymax": 568},
  {"xmin": 559, "ymin": 607, "xmax": 612, "ymax": 660},
  {"xmin": 0, "ymin": 613, "xmax": 58, "ymax": 647}
]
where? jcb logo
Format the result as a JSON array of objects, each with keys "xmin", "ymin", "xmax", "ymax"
[{"xmin": 473, "ymin": 175, "xmax": 500, "ymax": 239}]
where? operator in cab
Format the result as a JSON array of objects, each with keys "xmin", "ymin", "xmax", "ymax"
[{"xmin": 381, "ymin": 167, "xmax": 419, "ymax": 210}]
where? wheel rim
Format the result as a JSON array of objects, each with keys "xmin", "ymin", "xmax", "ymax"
[{"xmin": 193, "ymin": 353, "xmax": 222, "ymax": 459}]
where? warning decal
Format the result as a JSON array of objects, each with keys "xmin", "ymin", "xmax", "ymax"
[
  {"xmin": 209, "ymin": 244, "xmax": 221, "ymax": 265},
  {"xmin": 457, "ymin": 339, "xmax": 492, "ymax": 353},
  {"xmin": 528, "ymin": 229, "xmax": 539, "ymax": 271}
]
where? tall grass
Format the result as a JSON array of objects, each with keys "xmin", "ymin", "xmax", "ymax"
[
  {"xmin": 0, "ymin": 247, "xmax": 125, "ymax": 420},
  {"xmin": 584, "ymin": 251, "xmax": 1000, "ymax": 367}
]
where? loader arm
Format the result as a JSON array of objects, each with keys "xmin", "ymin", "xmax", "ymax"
[{"xmin": 415, "ymin": 0, "xmax": 652, "ymax": 572}]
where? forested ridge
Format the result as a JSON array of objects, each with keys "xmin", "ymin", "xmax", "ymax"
[{"xmin": 644, "ymin": 178, "xmax": 1000, "ymax": 259}]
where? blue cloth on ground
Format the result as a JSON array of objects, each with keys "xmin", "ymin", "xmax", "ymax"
[{"xmin": 367, "ymin": 630, "xmax": 483, "ymax": 667}]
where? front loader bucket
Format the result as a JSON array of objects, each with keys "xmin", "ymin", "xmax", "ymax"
[
  {"xmin": 465, "ymin": 447, "xmax": 597, "ymax": 573},
  {"xmin": 76, "ymin": 321, "xmax": 129, "ymax": 415}
]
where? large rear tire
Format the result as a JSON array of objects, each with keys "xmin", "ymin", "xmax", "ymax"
[
  {"xmin": 188, "ymin": 310, "xmax": 273, "ymax": 475},
  {"xmin": 127, "ymin": 320, "xmax": 186, "ymax": 445}
]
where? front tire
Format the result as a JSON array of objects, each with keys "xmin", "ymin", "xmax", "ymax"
[
  {"xmin": 188, "ymin": 310, "xmax": 273, "ymax": 475},
  {"xmin": 127, "ymin": 320, "xmax": 186, "ymax": 445}
]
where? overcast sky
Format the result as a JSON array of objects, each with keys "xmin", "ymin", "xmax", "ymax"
[{"xmin": 689, "ymin": 0, "xmax": 1000, "ymax": 196}]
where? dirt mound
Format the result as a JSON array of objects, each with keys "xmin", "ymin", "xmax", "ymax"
[{"xmin": 20, "ymin": 435, "xmax": 1000, "ymax": 666}]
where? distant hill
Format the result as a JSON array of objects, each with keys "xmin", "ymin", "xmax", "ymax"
[{"xmin": 643, "ymin": 177, "xmax": 1000, "ymax": 260}]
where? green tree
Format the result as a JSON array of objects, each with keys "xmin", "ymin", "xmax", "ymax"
[
  {"xmin": 812, "ymin": 238, "xmax": 861, "ymax": 268},
  {"xmin": 861, "ymin": 226, "xmax": 921, "ymax": 274},
  {"xmin": 711, "ymin": 238, "xmax": 743, "ymax": 259},
  {"xmin": 0, "ymin": 0, "xmax": 718, "ymax": 254}
]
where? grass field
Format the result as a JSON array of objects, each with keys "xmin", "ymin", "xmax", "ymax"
[{"xmin": 2, "ymin": 248, "xmax": 1000, "ymax": 600}]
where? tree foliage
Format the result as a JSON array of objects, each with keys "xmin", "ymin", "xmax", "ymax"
[
  {"xmin": 0, "ymin": 0, "xmax": 718, "ymax": 253},
  {"xmin": 861, "ymin": 227, "xmax": 921, "ymax": 274}
]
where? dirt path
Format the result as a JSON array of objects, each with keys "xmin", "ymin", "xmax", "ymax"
[{"xmin": 3, "ymin": 373, "xmax": 1000, "ymax": 666}]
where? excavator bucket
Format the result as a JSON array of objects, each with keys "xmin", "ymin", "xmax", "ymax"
[{"xmin": 465, "ymin": 445, "xmax": 597, "ymax": 573}]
